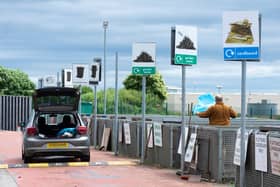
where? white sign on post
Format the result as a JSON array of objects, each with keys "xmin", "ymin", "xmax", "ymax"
[
  {"xmin": 255, "ymin": 131, "xmax": 268, "ymax": 172},
  {"xmin": 147, "ymin": 123, "xmax": 154, "ymax": 148},
  {"xmin": 118, "ymin": 123, "xmax": 123, "ymax": 143},
  {"xmin": 89, "ymin": 59, "xmax": 101, "ymax": 85},
  {"xmin": 62, "ymin": 69, "xmax": 73, "ymax": 88},
  {"xmin": 72, "ymin": 63, "xmax": 89, "ymax": 85},
  {"xmin": 123, "ymin": 122, "xmax": 131, "ymax": 144},
  {"xmin": 269, "ymin": 136, "xmax": 280, "ymax": 176},
  {"xmin": 132, "ymin": 42, "xmax": 156, "ymax": 75},
  {"xmin": 174, "ymin": 25, "xmax": 197, "ymax": 65},
  {"xmin": 233, "ymin": 128, "xmax": 253, "ymax": 166},
  {"xmin": 177, "ymin": 126, "xmax": 189, "ymax": 154},
  {"xmin": 184, "ymin": 133, "xmax": 197, "ymax": 162},
  {"xmin": 223, "ymin": 11, "xmax": 261, "ymax": 61},
  {"xmin": 153, "ymin": 122, "xmax": 162, "ymax": 147},
  {"xmin": 43, "ymin": 75, "xmax": 57, "ymax": 87}
]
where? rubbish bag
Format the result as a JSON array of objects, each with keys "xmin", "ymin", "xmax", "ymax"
[
  {"xmin": 193, "ymin": 93, "xmax": 215, "ymax": 114},
  {"xmin": 57, "ymin": 128, "xmax": 77, "ymax": 138}
]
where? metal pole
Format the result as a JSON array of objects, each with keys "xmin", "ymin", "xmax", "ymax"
[
  {"xmin": 261, "ymin": 172, "xmax": 264, "ymax": 187},
  {"xmin": 114, "ymin": 52, "xmax": 119, "ymax": 155},
  {"xmin": 140, "ymin": 76, "xmax": 146, "ymax": 164},
  {"xmin": 103, "ymin": 21, "xmax": 108, "ymax": 115},
  {"xmin": 240, "ymin": 60, "xmax": 247, "ymax": 187},
  {"xmin": 93, "ymin": 84, "xmax": 98, "ymax": 148},
  {"xmin": 57, "ymin": 72, "xmax": 60, "ymax": 87},
  {"xmin": 180, "ymin": 65, "xmax": 186, "ymax": 173},
  {"xmin": 79, "ymin": 85, "xmax": 82, "ymax": 114},
  {"xmin": 170, "ymin": 125, "xmax": 174, "ymax": 168},
  {"xmin": 218, "ymin": 129, "xmax": 223, "ymax": 182}
]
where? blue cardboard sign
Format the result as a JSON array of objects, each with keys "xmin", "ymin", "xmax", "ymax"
[{"xmin": 224, "ymin": 47, "xmax": 260, "ymax": 61}]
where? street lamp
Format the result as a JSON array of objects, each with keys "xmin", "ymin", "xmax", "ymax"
[
  {"xmin": 103, "ymin": 20, "xmax": 108, "ymax": 115},
  {"xmin": 216, "ymin": 85, "xmax": 223, "ymax": 94}
]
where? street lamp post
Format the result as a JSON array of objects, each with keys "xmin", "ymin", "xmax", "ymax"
[
  {"xmin": 216, "ymin": 85, "xmax": 223, "ymax": 94},
  {"xmin": 103, "ymin": 21, "xmax": 108, "ymax": 115}
]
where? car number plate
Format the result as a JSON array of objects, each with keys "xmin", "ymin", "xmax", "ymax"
[{"xmin": 47, "ymin": 142, "xmax": 69, "ymax": 149}]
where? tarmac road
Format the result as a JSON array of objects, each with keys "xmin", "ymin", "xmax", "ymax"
[{"xmin": 0, "ymin": 131, "xmax": 230, "ymax": 187}]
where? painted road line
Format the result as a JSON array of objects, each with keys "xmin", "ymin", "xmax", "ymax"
[
  {"xmin": 0, "ymin": 164, "xmax": 8, "ymax": 169},
  {"xmin": 89, "ymin": 161, "xmax": 108, "ymax": 166},
  {"xmin": 8, "ymin": 164, "xmax": 27, "ymax": 168},
  {"xmin": 68, "ymin": 162, "xmax": 89, "ymax": 167},
  {"xmin": 107, "ymin": 160, "xmax": 139, "ymax": 166},
  {"xmin": 48, "ymin": 163, "xmax": 68, "ymax": 167},
  {"xmin": 0, "ymin": 160, "xmax": 140, "ymax": 169},
  {"xmin": 28, "ymin": 163, "xmax": 49, "ymax": 168}
]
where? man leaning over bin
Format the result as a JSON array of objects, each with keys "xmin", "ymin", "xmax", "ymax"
[{"xmin": 196, "ymin": 94, "xmax": 237, "ymax": 126}]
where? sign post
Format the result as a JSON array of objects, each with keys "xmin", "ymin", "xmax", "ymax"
[
  {"xmin": 223, "ymin": 11, "xmax": 261, "ymax": 187},
  {"xmin": 62, "ymin": 69, "xmax": 73, "ymax": 88},
  {"xmin": 141, "ymin": 75, "xmax": 146, "ymax": 163},
  {"xmin": 132, "ymin": 42, "xmax": 156, "ymax": 163},
  {"xmin": 72, "ymin": 63, "xmax": 89, "ymax": 113},
  {"xmin": 89, "ymin": 58, "xmax": 102, "ymax": 148},
  {"xmin": 114, "ymin": 52, "xmax": 119, "ymax": 155},
  {"xmin": 171, "ymin": 25, "xmax": 198, "ymax": 174}
]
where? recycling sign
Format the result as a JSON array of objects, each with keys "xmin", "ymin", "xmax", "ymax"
[
  {"xmin": 132, "ymin": 67, "xmax": 156, "ymax": 75},
  {"xmin": 174, "ymin": 25, "xmax": 197, "ymax": 65},
  {"xmin": 223, "ymin": 11, "xmax": 261, "ymax": 61},
  {"xmin": 132, "ymin": 43, "xmax": 156, "ymax": 75}
]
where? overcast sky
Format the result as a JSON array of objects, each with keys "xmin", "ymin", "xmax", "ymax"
[{"xmin": 0, "ymin": 0, "xmax": 279, "ymax": 93}]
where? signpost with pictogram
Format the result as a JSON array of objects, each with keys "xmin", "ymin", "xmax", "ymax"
[
  {"xmin": 223, "ymin": 11, "xmax": 261, "ymax": 187},
  {"xmin": 172, "ymin": 25, "xmax": 197, "ymax": 65},
  {"xmin": 132, "ymin": 42, "xmax": 156, "ymax": 164},
  {"xmin": 132, "ymin": 43, "xmax": 156, "ymax": 75},
  {"xmin": 171, "ymin": 25, "xmax": 198, "ymax": 176}
]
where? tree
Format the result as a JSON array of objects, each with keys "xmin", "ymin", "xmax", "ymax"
[
  {"xmin": 119, "ymin": 89, "xmax": 142, "ymax": 114},
  {"xmin": 81, "ymin": 86, "xmax": 93, "ymax": 95},
  {"xmin": 123, "ymin": 72, "xmax": 167, "ymax": 101},
  {"xmin": 0, "ymin": 66, "xmax": 35, "ymax": 96},
  {"xmin": 80, "ymin": 86, "xmax": 93, "ymax": 103}
]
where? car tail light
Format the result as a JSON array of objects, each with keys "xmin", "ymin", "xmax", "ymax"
[
  {"xmin": 26, "ymin": 127, "xmax": 37, "ymax": 136},
  {"xmin": 77, "ymin": 126, "xmax": 87, "ymax": 135}
]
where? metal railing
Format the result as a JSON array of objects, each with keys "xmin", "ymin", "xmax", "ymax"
[{"xmin": 0, "ymin": 96, "xmax": 32, "ymax": 131}]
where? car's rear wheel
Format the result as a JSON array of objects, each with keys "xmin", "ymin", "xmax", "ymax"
[{"xmin": 80, "ymin": 155, "xmax": 90, "ymax": 162}]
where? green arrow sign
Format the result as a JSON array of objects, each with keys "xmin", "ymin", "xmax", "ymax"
[
  {"xmin": 175, "ymin": 54, "xmax": 197, "ymax": 65},
  {"xmin": 132, "ymin": 67, "xmax": 156, "ymax": 75}
]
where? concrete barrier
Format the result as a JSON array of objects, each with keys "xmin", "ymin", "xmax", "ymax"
[
  {"xmin": 235, "ymin": 127, "xmax": 280, "ymax": 187},
  {"xmin": 118, "ymin": 120, "xmax": 140, "ymax": 158},
  {"xmin": 93, "ymin": 117, "xmax": 280, "ymax": 183}
]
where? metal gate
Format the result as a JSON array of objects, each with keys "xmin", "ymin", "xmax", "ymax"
[{"xmin": 0, "ymin": 96, "xmax": 32, "ymax": 131}]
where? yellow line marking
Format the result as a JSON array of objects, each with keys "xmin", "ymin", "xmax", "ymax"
[
  {"xmin": 28, "ymin": 163, "xmax": 49, "ymax": 168},
  {"xmin": 107, "ymin": 160, "xmax": 139, "ymax": 166},
  {"xmin": 68, "ymin": 162, "xmax": 89, "ymax": 167},
  {"xmin": 0, "ymin": 164, "xmax": 8, "ymax": 169}
]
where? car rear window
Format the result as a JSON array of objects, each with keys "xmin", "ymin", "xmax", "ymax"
[
  {"xmin": 38, "ymin": 113, "xmax": 76, "ymax": 126},
  {"xmin": 36, "ymin": 95, "xmax": 76, "ymax": 107}
]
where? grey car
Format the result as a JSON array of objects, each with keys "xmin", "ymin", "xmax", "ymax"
[{"xmin": 21, "ymin": 87, "xmax": 90, "ymax": 163}]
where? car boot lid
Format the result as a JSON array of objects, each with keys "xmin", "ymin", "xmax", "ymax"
[{"xmin": 33, "ymin": 87, "xmax": 80, "ymax": 112}]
